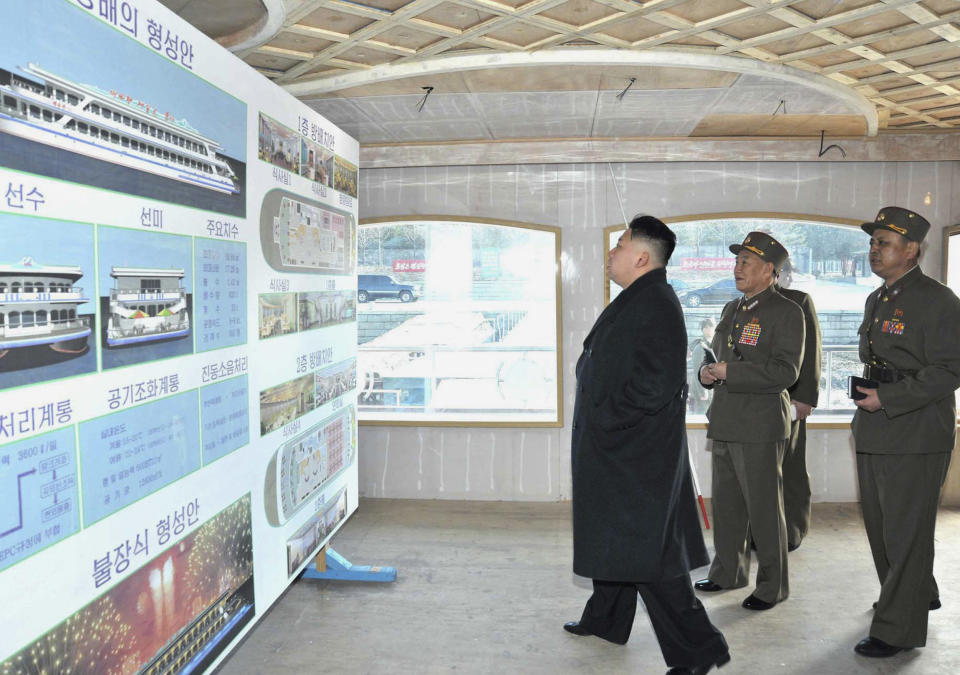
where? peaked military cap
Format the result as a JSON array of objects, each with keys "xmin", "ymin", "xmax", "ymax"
[
  {"xmin": 729, "ymin": 231, "xmax": 789, "ymax": 272},
  {"xmin": 861, "ymin": 206, "xmax": 930, "ymax": 242}
]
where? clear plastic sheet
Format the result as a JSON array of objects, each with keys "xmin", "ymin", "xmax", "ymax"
[{"xmin": 356, "ymin": 160, "xmax": 958, "ymax": 502}]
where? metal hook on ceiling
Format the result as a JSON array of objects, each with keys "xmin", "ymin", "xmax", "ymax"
[
  {"xmin": 416, "ymin": 86, "xmax": 434, "ymax": 113},
  {"xmin": 818, "ymin": 130, "xmax": 847, "ymax": 159},
  {"xmin": 616, "ymin": 77, "xmax": 636, "ymax": 101}
]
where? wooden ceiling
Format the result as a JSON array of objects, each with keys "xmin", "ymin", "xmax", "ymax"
[{"xmin": 167, "ymin": 0, "xmax": 960, "ymax": 135}]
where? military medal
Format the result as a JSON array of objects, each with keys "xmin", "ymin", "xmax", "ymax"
[{"xmin": 739, "ymin": 322, "xmax": 761, "ymax": 346}]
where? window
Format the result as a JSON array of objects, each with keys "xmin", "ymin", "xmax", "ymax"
[
  {"xmin": 945, "ymin": 225, "xmax": 960, "ymax": 296},
  {"xmin": 605, "ymin": 214, "xmax": 879, "ymax": 421},
  {"xmin": 358, "ymin": 217, "xmax": 562, "ymax": 426}
]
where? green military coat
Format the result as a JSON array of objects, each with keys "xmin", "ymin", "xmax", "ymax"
[
  {"xmin": 851, "ymin": 266, "xmax": 960, "ymax": 454},
  {"xmin": 705, "ymin": 284, "xmax": 805, "ymax": 443},
  {"xmin": 776, "ymin": 286, "xmax": 821, "ymax": 408}
]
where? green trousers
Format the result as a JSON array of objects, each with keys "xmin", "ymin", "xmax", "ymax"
[
  {"xmin": 782, "ymin": 418, "xmax": 811, "ymax": 549},
  {"xmin": 857, "ymin": 451, "xmax": 950, "ymax": 647},
  {"xmin": 708, "ymin": 439, "xmax": 789, "ymax": 604}
]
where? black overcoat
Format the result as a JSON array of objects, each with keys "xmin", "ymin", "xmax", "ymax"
[{"xmin": 572, "ymin": 267, "xmax": 709, "ymax": 581}]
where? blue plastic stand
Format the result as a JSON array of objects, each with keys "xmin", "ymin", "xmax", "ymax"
[{"xmin": 301, "ymin": 547, "xmax": 397, "ymax": 582}]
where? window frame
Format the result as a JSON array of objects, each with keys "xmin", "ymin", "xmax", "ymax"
[
  {"xmin": 943, "ymin": 224, "xmax": 960, "ymax": 427},
  {"xmin": 603, "ymin": 212, "xmax": 866, "ymax": 430},
  {"xmin": 358, "ymin": 215, "xmax": 563, "ymax": 428}
]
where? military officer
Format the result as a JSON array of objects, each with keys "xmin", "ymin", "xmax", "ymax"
[
  {"xmin": 851, "ymin": 206, "xmax": 960, "ymax": 657},
  {"xmin": 776, "ymin": 259, "xmax": 822, "ymax": 551},
  {"xmin": 694, "ymin": 232, "xmax": 804, "ymax": 610}
]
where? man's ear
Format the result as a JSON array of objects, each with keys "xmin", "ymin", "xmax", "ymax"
[
  {"xmin": 635, "ymin": 248, "xmax": 650, "ymax": 269},
  {"xmin": 906, "ymin": 240, "xmax": 921, "ymax": 261}
]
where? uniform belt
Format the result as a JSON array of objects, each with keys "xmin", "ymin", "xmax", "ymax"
[{"xmin": 863, "ymin": 364, "xmax": 916, "ymax": 383}]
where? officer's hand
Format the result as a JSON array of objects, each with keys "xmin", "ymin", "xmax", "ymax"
[
  {"xmin": 792, "ymin": 401, "xmax": 814, "ymax": 420},
  {"xmin": 699, "ymin": 365, "xmax": 717, "ymax": 385},
  {"xmin": 854, "ymin": 387, "xmax": 883, "ymax": 412},
  {"xmin": 709, "ymin": 362, "xmax": 727, "ymax": 380}
]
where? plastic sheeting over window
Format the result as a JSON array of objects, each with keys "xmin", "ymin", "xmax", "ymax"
[{"xmin": 358, "ymin": 217, "xmax": 562, "ymax": 426}]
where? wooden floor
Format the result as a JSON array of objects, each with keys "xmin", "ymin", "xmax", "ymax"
[{"xmin": 218, "ymin": 499, "xmax": 960, "ymax": 675}]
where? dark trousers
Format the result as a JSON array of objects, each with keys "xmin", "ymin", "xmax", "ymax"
[{"xmin": 578, "ymin": 576, "xmax": 728, "ymax": 668}]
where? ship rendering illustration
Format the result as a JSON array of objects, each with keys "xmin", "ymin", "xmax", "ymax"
[
  {"xmin": 106, "ymin": 267, "xmax": 190, "ymax": 347},
  {"xmin": 0, "ymin": 63, "xmax": 239, "ymax": 194},
  {"xmin": 0, "ymin": 256, "xmax": 91, "ymax": 356}
]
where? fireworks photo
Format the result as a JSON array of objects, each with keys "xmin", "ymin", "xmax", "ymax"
[{"xmin": 1, "ymin": 494, "xmax": 254, "ymax": 675}]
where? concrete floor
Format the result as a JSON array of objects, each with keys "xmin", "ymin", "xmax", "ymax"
[{"xmin": 218, "ymin": 500, "xmax": 960, "ymax": 675}]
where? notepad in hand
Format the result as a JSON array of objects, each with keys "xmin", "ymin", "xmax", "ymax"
[
  {"xmin": 702, "ymin": 346, "xmax": 718, "ymax": 365},
  {"xmin": 848, "ymin": 375, "xmax": 879, "ymax": 400}
]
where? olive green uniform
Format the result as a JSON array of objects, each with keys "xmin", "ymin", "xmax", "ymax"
[
  {"xmin": 703, "ymin": 285, "xmax": 805, "ymax": 603},
  {"xmin": 775, "ymin": 285, "xmax": 822, "ymax": 549},
  {"xmin": 852, "ymin": 266, "xmax": 960, "ymax": 647}
]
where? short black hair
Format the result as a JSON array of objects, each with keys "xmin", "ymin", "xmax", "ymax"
[{"xmin": 629, "ymin": 215, "xmax": 676, "ymax": 265}]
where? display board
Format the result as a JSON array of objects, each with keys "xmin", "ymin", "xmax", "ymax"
[{"xmin": 0, "ymin": 2, "xmax": 359, "ymax": 673}]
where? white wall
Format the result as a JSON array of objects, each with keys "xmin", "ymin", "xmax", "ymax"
[{"xmin": 357, "ymin": 160, "xmax": 959, "ymax": 501}]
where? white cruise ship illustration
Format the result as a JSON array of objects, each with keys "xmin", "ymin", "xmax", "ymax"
[
  {"xmin": 0, "ymin": 63, "xmax": 239, "ymax": 194},
  {"xmin": 0, "ymin": 256, "xmax": 91, "ymax": 356},
  {"xmin": 106, "ymin": 267, "xmax": 190, "ymax": 346}
]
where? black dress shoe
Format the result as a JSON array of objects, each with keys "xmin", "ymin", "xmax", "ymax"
[
  {"xmin": 666, "ymin": 651, "xmax": 731, "ymax": 674},
  {"xmin": 787, "ymin": 542, "xmax": 800, "ymax": 552},
  {"xmin": 854, "ymin": 636, "xmax": 912, "ymax": 658},
  {"xmin": 741, "ymin": 594, "xmax": 775, "ymax": 610},
  {"xmin": 563, "ymin": 621, "xmax": 591, "ymax": 636},
  {"xmin": 694, "ymin": 579, "xmax": 724, "ymax": 592}
]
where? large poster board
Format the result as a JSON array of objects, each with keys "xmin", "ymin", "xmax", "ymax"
[{"xmin": 0, "ymin": 2, "xmax": 359, "ymax": 673}]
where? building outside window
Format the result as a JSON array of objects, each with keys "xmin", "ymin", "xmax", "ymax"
[{"xmin": 358, "ymin": 217, "xmax": 562, "ymax": 426}]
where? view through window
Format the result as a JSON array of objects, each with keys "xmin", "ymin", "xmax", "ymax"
[
  {"xmin": 358, "ymin": 218, "xmax": 561, "ymax": 425},
  {"xmin": 606, "ymin": 215, "xmax": 882, "ymax": 419}
]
